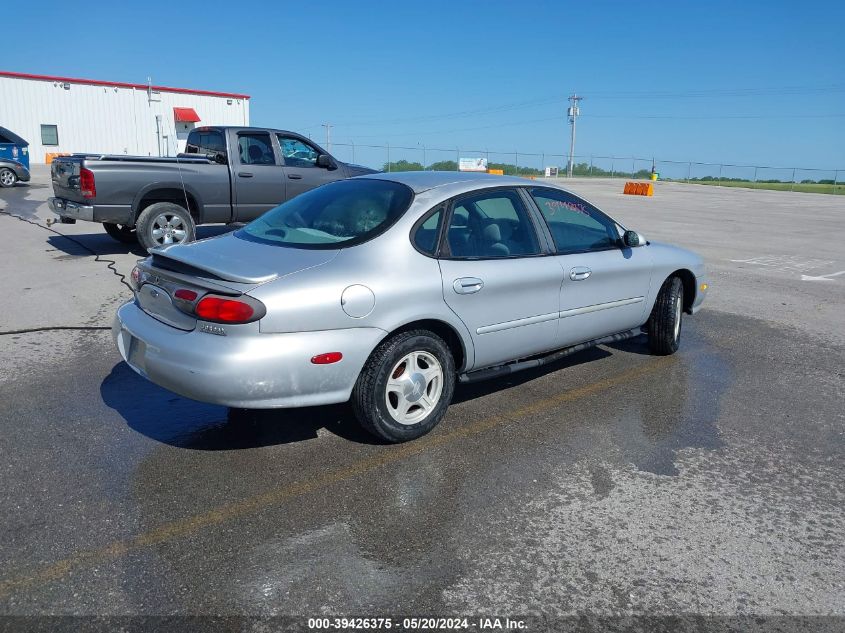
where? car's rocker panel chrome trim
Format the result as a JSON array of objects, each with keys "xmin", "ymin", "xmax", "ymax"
[
  {"xmin": 559, "ymin": 296, "xmax": 644, "ymax": 319},
  {"xmin": 476, "ymin": 311, "xmax": 559, "ymax": 335}
]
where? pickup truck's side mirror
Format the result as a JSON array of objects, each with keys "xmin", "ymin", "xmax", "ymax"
[
  {"xmin": 214, "ymin": 152, "xmax": 228, "ymax": 165},
  {"xmin": 316, "ymin": 154, "xmax": 337, "ymax": 170}
]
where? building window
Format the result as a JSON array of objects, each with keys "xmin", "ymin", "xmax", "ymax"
[{"xmin": 41, "ymin": 125, "xmax": 59, "ymax": 146}]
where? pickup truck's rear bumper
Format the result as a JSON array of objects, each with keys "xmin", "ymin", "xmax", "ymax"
[
  {"xmin": 48, "ymin": 197, "xmax": 93, "ymax": 221},
  {"xmin": 48, "ymin": 197, "xmax": 132, "ymax": 224}
]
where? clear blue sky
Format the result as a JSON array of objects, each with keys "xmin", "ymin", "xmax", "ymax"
[{"xmin": 6, "ymin": 1, "xmax": 845, "ymax": 172}]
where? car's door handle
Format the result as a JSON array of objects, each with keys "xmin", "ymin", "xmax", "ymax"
[
  {"xmin": 570, "ymin": 266, "xmax": 592, "ymax": 281},
  {"xmin": 453, "ymin": 277, "xmax": 484, "ymax": 294},
  {"xmin": 238, "ymin": 171, "xmax": 253, "ymax": 178},
  {"xmin": 287, "ymin": 174, "xmax": 303, "ymax": 180}
]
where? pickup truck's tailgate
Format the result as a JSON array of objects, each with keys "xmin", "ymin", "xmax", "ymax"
[{"xmin": 51, "ymin": 156, "xmax": 86, "ymax": 202}]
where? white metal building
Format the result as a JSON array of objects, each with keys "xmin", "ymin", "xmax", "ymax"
[{"xmin": 0, "ymin": 70, "xmax": 250, "ymax": 163}]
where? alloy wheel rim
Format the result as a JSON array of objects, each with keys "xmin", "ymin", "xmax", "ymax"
[
  {"xmin": 0, "ymin": 170, "xmax": 14, "ymax": 186},
  {"xmin": 150, "ymin": 214, "xmax": 187, "ymax": 245},
  {"xmin": 385, "ymin": 351, "xmax": 444, "ymax": 425}
]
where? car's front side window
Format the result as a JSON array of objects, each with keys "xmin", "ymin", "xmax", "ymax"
[
  {"xmin": 277, "ymin": 135, "xmax": 319, "ymax": 168},
  {"xmin": 445, "ymin": 190, "xmax": 540, "ymax": 259},
  {"xmin": 530, "ymin": 188, "xmax": 619, "ymax": 254},
  {"xmin": 238, "ymin": 179, "xmax": 414, "ymax": 249}
]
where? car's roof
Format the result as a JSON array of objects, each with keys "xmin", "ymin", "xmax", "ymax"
[{"xmin": 357, "ymin": 170, "xmax": 544, "ymax": 194}]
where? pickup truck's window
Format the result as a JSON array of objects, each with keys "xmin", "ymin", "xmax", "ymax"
[
  {"xmin": 185, "ymin": 130, "xmax": 225, "ymax": 157},
  {"xmin": 277, "ymin": 135, "xmax": 319, "ymax": 168},
  {"xmin": 41, "ymin": 124, "xmax": 59, "ymax": 146},
  {"xmin": 238, "ymin": 133, "xmax": 276, "ymax": 165},
  {"xmin": 530, "ymin": 188, "xmax": 620, "ymax": 254},
  {"xmin": 446, "ymin": 190, "xmax": 540, "ymax": 258},
  {"xmin": 238, "ymin": 179, "xmax": 413, "ymax": 249}
]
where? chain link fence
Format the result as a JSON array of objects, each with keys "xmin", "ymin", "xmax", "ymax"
[{"xmin": 326, "ymin": 142, "xmax": 843, "ymax": 194}]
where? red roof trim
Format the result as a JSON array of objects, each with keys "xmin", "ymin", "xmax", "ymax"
[{"xmin": 0, "ymin": 70, "xmax": 250, "ymax": 100}]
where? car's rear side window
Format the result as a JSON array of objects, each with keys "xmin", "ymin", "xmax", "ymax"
[
  {"xmin": 185, "ymin": 130, "xmax": 226, "ymax": 156},
  {"xmin": 530, "ymin": 188, "xmax": 619, "ymax": 254},
  {"xmin": 238, "ymin": 133, "xmax": 276, "ymax": 165},
  {"xmin": 446, "ymin": 190, "xmax": 540, "ymax": 259},
  {"xmin": 413, "ymin": 206, "xmax": 444, "ymax": 255},
  {"xmin": 238, "ymin": 179, "xmax": 414, "ymax": 249}
]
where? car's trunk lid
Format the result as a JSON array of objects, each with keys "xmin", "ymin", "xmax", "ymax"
[{"xmin": 136, "ymin": 233, "xmax": 338, "ymax": 331}]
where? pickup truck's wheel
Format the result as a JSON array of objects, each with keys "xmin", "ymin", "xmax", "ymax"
[
  {"xmin": 102, "ymin": 222, "xmax": 138, "ymax": 244},
  {"xmin": 135, "ymin": 202, "xmax": 195, "ymax": 251},
  {"xmin": 648, "ymin": 276, "xmax": 684, "ymax": 355},
  {"xmin": 0, "ymin": 168, "xmax": 17, "ymax": 188},
  {"xmin": 352, "ymin": 330, "xmax": 456, "ymax": 443}
]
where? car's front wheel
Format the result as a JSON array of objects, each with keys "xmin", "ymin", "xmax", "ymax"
[
  {"xmin": 0, "ymin": 168, "xmax": 18, "ymax": 188},
  {"xmin": 648, "ymin": 276, "xmax": 684, "ymax": 355},
  {"xmin": 135, "ymin": 202, "xmax": 196, "ymax": 251},
  {"xmin": 103, "ymin": 222, "xmax": 138, "ymax": 244},
  {"xmin": 352, "ymin": 330, "xmax": 456, "ymax": 443}
]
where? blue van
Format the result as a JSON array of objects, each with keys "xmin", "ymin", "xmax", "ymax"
[{"xmin": 0, "ymin": 126, "xmax": 31, "ymax": 188}]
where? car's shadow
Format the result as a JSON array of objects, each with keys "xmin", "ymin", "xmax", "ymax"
[
  {"xmin": 46, "ymin": 224, "xmax": 239, "ymax": 257},
  {"xmin": 101, "ymin": 344, "xmax": 617, "ymax": 450}
]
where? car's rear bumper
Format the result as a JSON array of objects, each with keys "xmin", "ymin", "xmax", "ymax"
[{"xmin": 112, "ymin": 301, "xmax": 385, "ymax": 408}]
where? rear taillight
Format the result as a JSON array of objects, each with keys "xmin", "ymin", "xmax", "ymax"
[
  {"xmin": 195, "ymin": 296, "xmax": 264, "ymax": 324},
  {"xmin": 130, "ymin": 266, "xmax": 142, "ymax": 290},
  {"xmin": 80, "ymin": 168, "xmax": 96, "ymax": 199}
]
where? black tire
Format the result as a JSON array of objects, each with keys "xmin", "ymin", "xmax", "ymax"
[
  {"xmin": 648, "ymin": 276, "xmax": 684, "ymax": 355},
  {"xmin": 0, "ymin": 168, "xmax": 18, "ymax": 188},
  {"xmin": 352, "ymin": 330, "xmax": 456, "ymax": 443},
  {"xmin": 135, "ymin": 202, "xmax": 196, "ymax": 251},
  {"xmin": 102, "ymin": 222, "xmax": 138, "ymax": 244}
]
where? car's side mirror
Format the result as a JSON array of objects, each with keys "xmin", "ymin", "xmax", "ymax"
[
  {"xmin": 316, "ymin": 154, "xmax": 336, "ymax": 170},
  {"xmin": 623, "ymin": 230, "xmax": 642, "ymax": 247},
  {"xmin": 214, "ymin": 152, "xmax": 227, "ymax": 165}
]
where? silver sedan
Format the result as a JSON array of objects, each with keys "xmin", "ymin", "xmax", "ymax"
[{"xmin": 114, "ymin": 172, "xmax": 707, "ymax": 442}]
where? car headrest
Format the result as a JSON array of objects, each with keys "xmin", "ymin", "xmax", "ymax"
[
  {"xmin": 248, "ymin": 145, "xmax": 263, "ymax": 161},
  {"xmin": 482, "ymin": 223, "xmax": 501, "ymax": 243}
]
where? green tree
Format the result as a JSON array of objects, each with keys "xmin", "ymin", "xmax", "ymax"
[{"xmin": 382, "ymin": 159, "xmax": 424, "ymax": 172}]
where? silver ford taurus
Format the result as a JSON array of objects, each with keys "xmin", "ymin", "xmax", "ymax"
[{"xmin": 114, "ymin": 172, "xmax": 708, "ymax": 442}]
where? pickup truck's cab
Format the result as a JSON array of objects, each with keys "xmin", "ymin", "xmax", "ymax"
[{"xmin": 48, "ymin": 126, "xmax": 376, "ymax": 250}]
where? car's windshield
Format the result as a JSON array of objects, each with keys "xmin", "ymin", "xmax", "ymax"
[{"xmin": 237, "ymin": 179, "xmax": 413, "ymax": 249}]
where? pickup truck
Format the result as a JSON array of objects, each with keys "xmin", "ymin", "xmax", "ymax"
[{"xmin": 48, "ymin": 126, "xmax": 376, "ymax": 250}]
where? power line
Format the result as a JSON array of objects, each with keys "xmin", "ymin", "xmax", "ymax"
[{"xmin": 324, "ymin": 83, "xmax": 845, "ymax": 129}]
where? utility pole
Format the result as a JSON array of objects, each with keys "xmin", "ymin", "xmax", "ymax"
[
  {"xmin": 321, "ymin": 123, "xmax": 332, "ymax": 152},
  {"xmin": 567, "ymin": 94, "xmax": 582, "ymax": 178}
]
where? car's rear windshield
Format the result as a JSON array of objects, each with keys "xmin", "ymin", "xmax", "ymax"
[{"xmin": 237, "ymin": 179, "xmax": 414, "ymax": 249}]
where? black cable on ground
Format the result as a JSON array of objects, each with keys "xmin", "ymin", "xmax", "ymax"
[
  {"xmin": 1, "ymin": 325, "xmax": 111, "ymax": 335},
  {"xmin": 0, "ymin": 208, "xmax": 134, "ymax": 336}
]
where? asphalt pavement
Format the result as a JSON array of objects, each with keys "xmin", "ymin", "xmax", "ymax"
[{"xmin": 0, "ymin": 169, "xmax": 843, "ymax": 628}]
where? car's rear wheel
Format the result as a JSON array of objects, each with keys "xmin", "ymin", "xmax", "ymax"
[
  {"xmin": 102, "ymin": 222, "xmax": 138, "ymax": 244},
  {"xmin": 648, "ymin": 276, "xmax": 684, "ymax": 355},
  {"xmin": 0, "ymin": 168, "xmax": 18, "ymax": 188},
  {"xmin": 135, "ymin": 202, "xmax": 196, "ymax": 251},
  {"xmin": 352, "ymin": 330, "xmax": 456, "ymax": 443}
]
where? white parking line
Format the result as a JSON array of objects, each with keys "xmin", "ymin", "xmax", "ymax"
[
  {"xmin": 800, "ymin": 270, "xmax": 845, "ymax": 282},
  {"xmin": 729, "ymin": 255, "xmax": 835, "ymax": 273}
]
